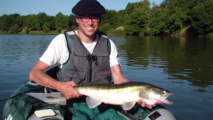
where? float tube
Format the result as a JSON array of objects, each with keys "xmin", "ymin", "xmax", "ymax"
[{"xmin": 2, "ymin": 66, "xmax": 176, "ymax": 120}]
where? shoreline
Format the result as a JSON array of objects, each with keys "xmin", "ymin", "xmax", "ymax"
[{"xmin": 0, "ymin": 31, "xmax": 213, "ymax": 37}]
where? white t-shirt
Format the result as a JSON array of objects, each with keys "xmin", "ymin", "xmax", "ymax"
[{"xmin": 40, "ymin": 33, "xmax": 120, "ymax": 68}]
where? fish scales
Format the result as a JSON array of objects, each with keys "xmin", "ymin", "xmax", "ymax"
[{"xmin": 74, "ymin": 82, "xmax": 173, "ymax": 110}]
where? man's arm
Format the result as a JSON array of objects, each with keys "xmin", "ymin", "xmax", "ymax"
[
  {"xmin": 111, "ymin": 64, "xmax": 155, "ymax": 109},
  {"xmin": 29, "ymin": 60, "xmax": 80, "ymax": 99},
  {"xmin": 110, "ymin": 64, "xmax": 130, "ymax": 84}
]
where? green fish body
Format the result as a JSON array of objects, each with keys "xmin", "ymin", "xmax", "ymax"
[{"xmin": 74, "ymin": 82, "xmax": 173, "ymax": 110}]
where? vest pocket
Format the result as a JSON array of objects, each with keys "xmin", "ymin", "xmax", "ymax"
[
  {"xmin": 96, "ymin": 56, "xmax": 110, "ymax": 68},
  {"xmin": 70, "ymin": 70, "xmax": 86, "ymax": 84},
  {"xmin": 93, "ymin": 69, "xmax": 111, "ymax": 81},
  {"xmin": 57, "ymin": 69, "xmax": 86, "ymax": 83},
  {"xmin": 73, "ymin": 55, "xmax": 87, "ymax": 69}
]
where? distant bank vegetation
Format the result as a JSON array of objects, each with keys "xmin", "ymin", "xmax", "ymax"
[{"xmin": 0, "ymin": 0, "xmax": 212, "ymax": 36}]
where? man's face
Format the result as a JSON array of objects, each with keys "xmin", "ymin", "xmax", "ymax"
[{"xmin": 76, "ymin": 15, "xmax": 101, "ymax": 38}]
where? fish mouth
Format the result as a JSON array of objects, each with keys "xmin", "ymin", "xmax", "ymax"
[{"xmin": 158, "ymin": 92, "xmax": 173, "ymax": 104}]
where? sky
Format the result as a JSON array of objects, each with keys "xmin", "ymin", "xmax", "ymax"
[{"xmin": 0, "ymin": 0, "xmax": 164, "ymax": 16}]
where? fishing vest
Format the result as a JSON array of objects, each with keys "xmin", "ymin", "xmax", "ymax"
[{"xmin": 56, "ymin": 31, "xmax": 112, "ymax": 85}]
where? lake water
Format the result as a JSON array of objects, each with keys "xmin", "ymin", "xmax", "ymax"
[{"xmin": 0, "ymin": 34, "xmax": 213, "ymax": 120}]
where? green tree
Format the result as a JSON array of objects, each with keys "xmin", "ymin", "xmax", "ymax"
[
  {"xmin": 115, "ymin": 10, "xmax": 126, "ymax": 27},
  {"xmin": 68, "ymin": 15, "xmax": 78, "ymax": 30},
  {"xmin": 26, "ymin": 15, "xmax": 40, "ymax": 30},
  {"xmin": 149, "ymin": 3, "xmax": 172, "ymax": 35},
  {"xmin": 55, "ymin": 12, "xmax": 69, "ymax": 32},
  {"xmin": 0, "ymin": 14, "xmax": 21, "ymax": 32},
  {"xmin": 191, "ymin": 0, "xmax": 213, "ymax": 34},
  {"xmin": 99, "ymin": 23, "xmax": 113, "ymax": 34},
  {"xmin": 0, "ymin": 0, "xmax": 212, "ymax": 36},
  {"xmin": 37, "ymin": 12, "xmax": 49, "ymax": 31},
  {"xmin": 43, "ymin": 22, "xmax": 51, "ymax": 33},
  {"xmin": 123, "ymin": 0, "xmax": 151, "ymax": 35},
  {"xmin": 152, "ymin": 0, "xmax": 203, "ymax": 35},
  {"xmin": 48, "ymin": 16, "xmax": 56, "ymax": 31},
  {"xmin": 9, "ymin": 24, "xmax": 19, "ymax": 34},
  {"xmin": 102, "ymin": 10, "xmax": 118, "ymax": 28},
  {"xmin": 0, "ymin": 15, "xmax": 10, "ymax": 31},
  {"xmin": 125, "ymin": 24, "xmax": 140, "ymax": 35}
]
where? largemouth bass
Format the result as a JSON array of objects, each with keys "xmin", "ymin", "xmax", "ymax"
[{"xmin": 74, "ymin": 82, "xmax": 173, "ymax": 110}]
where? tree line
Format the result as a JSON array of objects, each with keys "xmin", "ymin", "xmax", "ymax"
[{"xmin": 0, "ymin": 0, "xmax": 212, "ymax": 36}]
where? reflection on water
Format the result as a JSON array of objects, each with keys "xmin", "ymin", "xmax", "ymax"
[
  {"xmin": 113, "ymin": 36, "xmax": 213, "ymax": 119},
  {"xmin": 117, "ymin": 36, "xmax": 213, "ymax": 92},
  {"xmin": 0, "ymin": 35, "xmax": 53, "ymax": 62},
  {"xmin": 0, "ymin": 34, "xmax": 55, "ymax": 116}
]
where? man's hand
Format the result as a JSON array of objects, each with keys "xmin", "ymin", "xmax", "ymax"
[
  {"xmin": 137, "ymin": 99, "xmax": 156, "ymax": 109},
  {"xmin": 57, "ymin": 81, "xmax": 81, "ymax": 99}
]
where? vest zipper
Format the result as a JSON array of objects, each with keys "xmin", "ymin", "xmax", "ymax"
[
  {"xmin": 87, "ymin": 54, "xmax": 93, "ymax": 83},
  {"xmin": 89, "ymin": 60, "xmax": 92, "ymax": 82},
  {"xmin": 87, "ymin": 55, "xmax": 97, "ymax": 83}
]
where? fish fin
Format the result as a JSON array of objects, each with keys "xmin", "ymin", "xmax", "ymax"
[
  {"xmin": 86, "ymin": 97, "xmax": 102, "ymax": 109},
  {"xmin": 122, "ymin": 102, "xmax": 136, "ymax": 111},
  {"xmin": 139, "ymin": 90, "xmax": 149, "ymax": 99}
]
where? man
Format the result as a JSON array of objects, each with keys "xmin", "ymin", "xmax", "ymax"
[{"xmin": 29, "ymin": 0, "xmax": 153, "ymax": 109}]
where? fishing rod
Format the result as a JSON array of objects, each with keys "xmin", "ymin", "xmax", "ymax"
[
  {"xmin": 0, "ymin": 88, "xmax": 41, "ymax": 103},
  {"xmin": 0, "ymin": 81, "xmax": 44, "ymax": 103},
  {"xmin": 0, "ymin": 66, "xmax": 60, "ymax": 103}
]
